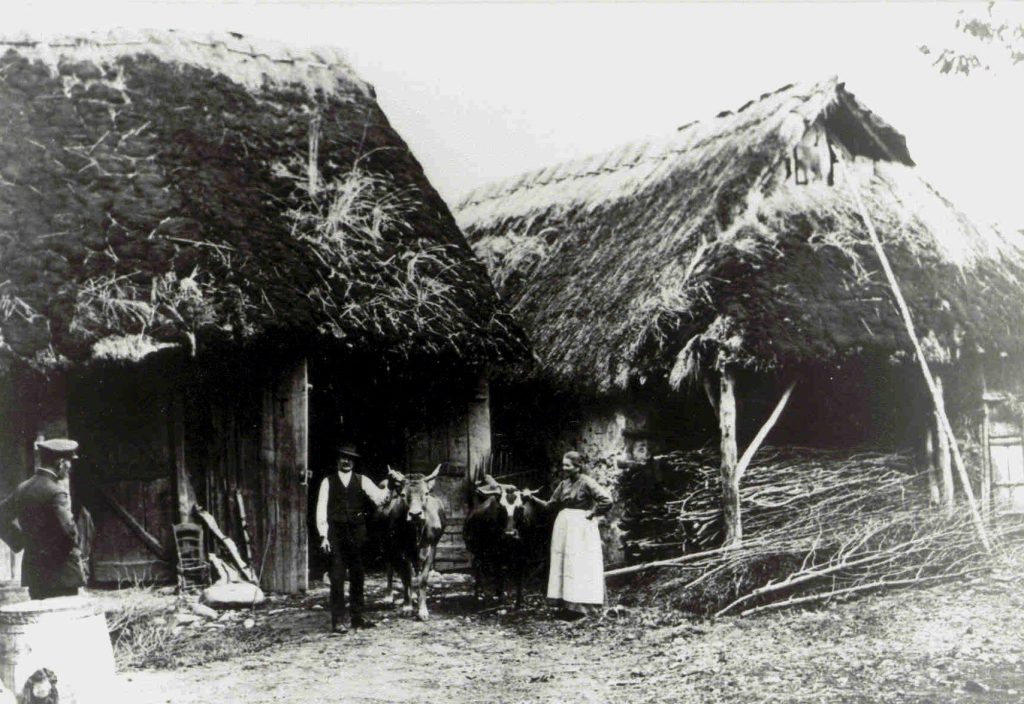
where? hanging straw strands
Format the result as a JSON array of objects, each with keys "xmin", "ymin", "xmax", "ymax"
[{"xmin": 615, "ymin": 448, "xmax": 1012, "ymax": 616}]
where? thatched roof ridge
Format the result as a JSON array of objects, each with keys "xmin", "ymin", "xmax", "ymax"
[
  {"xmin": 459, "ymin": 79, "xmax": 911, "ymax": 226},
  {"xmin": 457, "ymin": 78, "xmax": 1024, "ymax": 392},
  {"xmin": 0, "ymin": 28, "xmax": 369, "ymax": 96},
  {"xmin": 0, "ymin": 30, "xmax": 526, "ymax": 371}
]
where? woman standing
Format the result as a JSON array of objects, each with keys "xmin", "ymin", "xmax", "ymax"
[{"xmin": 527, "ymin": 451, "xmax": 613, "ymax": 617}]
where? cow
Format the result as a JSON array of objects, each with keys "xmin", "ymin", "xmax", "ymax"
[
  {"xmin": 463, "ymin": 477, "xmax": 549, "ymax": 609},
  {"xmin": 379, "ymin": 465, "xmax": 446, "ymax": 620}
]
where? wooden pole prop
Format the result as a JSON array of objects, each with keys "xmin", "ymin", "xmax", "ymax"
[
  {"xmin": 736, "ymin": 381, "xmax": 797, "ymax": 482},
  {"xmin": 99, "ymin": 489, "xmax": 168, "ymax": 561},
  {"xmin": 841, "ymin": 164, "xmax": 991, "ymax": 552},
  {"xmin": 194, "ymin": 508, "xmax": 257, "ymax": 583},
  {"xmin": 719, "ymin": 369, "xmax": 741, "ymax": 546},
  {"xmin": 605, "ymin": 544, "xmax": 739, "ymax": 577},
  {"xmin": 235, "ymin": 490, "xmax": 254, "ymax": 565}
]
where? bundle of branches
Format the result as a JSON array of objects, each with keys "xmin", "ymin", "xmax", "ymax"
[{"xmin": 618, "ymin": 448, "xmax": 1012, "ymax": 615}]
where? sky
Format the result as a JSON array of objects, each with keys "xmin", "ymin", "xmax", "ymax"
[{"xmin": 8, "ymin": 1, "xmax": 1024, "ymax": 229}]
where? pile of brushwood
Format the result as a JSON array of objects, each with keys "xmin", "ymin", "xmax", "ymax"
[{"xmin": 616, "ymin": 447, "xmax": 1018, "ymax": 616}]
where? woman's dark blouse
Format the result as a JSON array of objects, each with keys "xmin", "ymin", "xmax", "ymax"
[{"xmin": 549, "ymin": 474, "xmax": 613, "ymax": 516}]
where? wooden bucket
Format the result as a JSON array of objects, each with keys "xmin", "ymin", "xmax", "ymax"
[
  {"xmin": 0, "ymin": 581, "xmax": 27, "ymax": 607},
  {"xmin": 0, "ymin": 596, "xmax": 117, "ymax": 704}
]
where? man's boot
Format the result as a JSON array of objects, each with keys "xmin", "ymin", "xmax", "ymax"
[{"xmin": 351, "ymin": 614, "xmax": 376, "ymax": 629}]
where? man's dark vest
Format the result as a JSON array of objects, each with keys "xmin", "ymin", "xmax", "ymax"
[{"xmin": 327, "ymin": 472, "xmax": 366, "ymax": 525}]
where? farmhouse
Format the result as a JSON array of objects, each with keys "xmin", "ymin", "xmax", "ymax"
[
  {"xmin": 0, "ymin": 30, "xmax": 526, "ymax": 590},
  {"xmin": 457, "ymin": 78, "xmax": 1024, "ymax": 531}
]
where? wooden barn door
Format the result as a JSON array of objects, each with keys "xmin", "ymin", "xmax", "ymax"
[
  {"xmin": 257, "ymin": 358, "xmax": 309, "ymax": 593},
  {"xmin": 407, "ymin": 376, "xmax": 491, "ymax": 572},
  {"xmin": 68, "ymin": 368, "xmax": 174, "ymax": 584},
  {"xmin": 984, "ymin": 394, "xmax": 1024, "ymax": 515}
]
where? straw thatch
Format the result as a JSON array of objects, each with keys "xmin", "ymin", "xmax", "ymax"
[
  {"xmin": 0, "ymin": 29, "xmax": 526, "ymax": 371},
  {"xmin": 458, "ymin": 78, "xmax": 1024, "ymax": 392}
]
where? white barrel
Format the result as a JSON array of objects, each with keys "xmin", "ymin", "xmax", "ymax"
[
  {"xmin": 0, "ymin": 596, "xmax": 117, "ymax": 704},
  {"xmin": 0, "ymin": 582, "xmax": 27, "ymax": 607}
]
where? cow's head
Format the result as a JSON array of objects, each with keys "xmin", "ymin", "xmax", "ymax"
[
  {"xmin": 401, "ymin": 465, "xmax": 441, "ymax": 526},
  {"xmin": 477, "ymin": 482, "xmax": 534, "ymax": 539}
]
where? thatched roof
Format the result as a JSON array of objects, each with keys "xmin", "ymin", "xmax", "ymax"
[
  {"xmin": 0, "ymin": 29, "xmax": 526, "ymax": 371},
  {"xmin": 457, "ymin": 78, "xmax": 1024, "ymax": 393}
]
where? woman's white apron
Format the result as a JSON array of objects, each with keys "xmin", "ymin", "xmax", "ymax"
[{"xmin": 547, "ymin": 508, "xmax": 605, "ymax": 606}]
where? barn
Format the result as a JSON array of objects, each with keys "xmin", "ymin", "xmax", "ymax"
[
  {"xmin": 456, "ymin": 77, "xmax": 1024, "ymax": 545},
  {"xmin": 0, "ymin": 30, "xmax": 526, "ymax": 591}
]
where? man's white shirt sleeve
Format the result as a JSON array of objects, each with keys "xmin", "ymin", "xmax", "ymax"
[
  {"xmin": 315, "ymin": 477, "xmax": 330, "ymax": 538},
  {"xmin": 361, "ymin": 475, "xmax": 388, "ymax": 506}
]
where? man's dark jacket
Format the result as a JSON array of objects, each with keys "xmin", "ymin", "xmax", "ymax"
[{"xmin": 0, "ymin": 470, "xmax": 86, "ymax": 594}]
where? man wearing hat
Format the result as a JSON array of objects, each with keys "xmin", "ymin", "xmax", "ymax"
[
  {"xmin": 0, "ymin": 438, "xmax": 86, "ymax": 599},
  {"xmin": 314, "ymin": 442, "xmax": 389, "ymax": 633}
]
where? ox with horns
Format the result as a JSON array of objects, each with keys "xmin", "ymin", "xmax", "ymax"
[
  {"xmin": 463, "ymin": 475, "xmax": 550, "ymax": 608},
  {"xmin": 377, "ymin": 465, "xmax": 446, "ymax": 621}
]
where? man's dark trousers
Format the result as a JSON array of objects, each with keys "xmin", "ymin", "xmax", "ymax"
[{"xmin": 328, "ymin": 521, "xmax": 366, "ymax": 624}]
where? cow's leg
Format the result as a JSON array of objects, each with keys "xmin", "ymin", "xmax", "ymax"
[
  {"xmin": 399, "ymin": 558, "xmax": 413, "ymax": 614},
  {"xmin": 472, "ymin": 559, "xmax": 482, "ymax": 602},
  {"xmin": 417, "ymin": 547, "xmax": 435, "ymax": 621},
  {"xmin": 514, "ymin": 559, "xmax": 525, "ymax": 609},
  {"xmin": 496, "ymin": 564, "xmax": 506, "ymax": 604},
  {"xmin": 382, "ymin": 556, "xmax": 395, "ymax": 606}
]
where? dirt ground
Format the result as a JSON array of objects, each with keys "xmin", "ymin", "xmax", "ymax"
[{"xmin": 111, "ymin": 561, "xmax": 1024, "ymax": 704}]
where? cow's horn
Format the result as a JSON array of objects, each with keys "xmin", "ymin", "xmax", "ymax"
[
  {"xmin": 388, "ymin": 466, "xmax": 406, "ymax": 481},
  {"xmin": 475, "ymin": 485, "xmax": 500, "ymax": 496},
  {"xmin": 424, "ymin": 464, "xmax": 442, "ymax": 483}
]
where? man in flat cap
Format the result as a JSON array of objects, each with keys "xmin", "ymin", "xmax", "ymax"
[
  {"xmin": 314, "ymin": 442, "xmax": 389, "ymax": 633},
  {"xmin": 0, "ymin": 438, "xmax": 86, "ymax": 599}
]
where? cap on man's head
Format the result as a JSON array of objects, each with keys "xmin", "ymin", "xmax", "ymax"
[
  {"xmin": 37, "ymin": 438, "xmax": 79, "ymax": 466},
  {"xmin": 336, "ymin": 443, "xmax": 361, "ymax": 460},
  {"xmin": 37, "ymin": 438, "xmax": 79, "ymax": 456}
]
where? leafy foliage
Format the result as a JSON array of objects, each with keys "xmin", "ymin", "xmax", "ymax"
[{"xmin": 921, "ymin": 3, "xmax": 1024, "ymax": 75}]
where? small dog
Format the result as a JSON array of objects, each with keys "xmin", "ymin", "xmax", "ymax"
[{"xmin": 21, "ymin": 668, "xmax": 59, "ymax": 704}]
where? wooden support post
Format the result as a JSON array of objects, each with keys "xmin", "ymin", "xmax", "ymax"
[
  {"xmin": 170, "ymin": 390, "xmax": 196, "ymax": 524},
  {"xmin": 934, "ymin": 375, "xmax": 954, "ymax": 515},
  {"xmin": 703, "ymin": 375, "xmax": 719, "ymax": 415},
  {"xmin": 924, "ymin": 425, "xmax": 940, "ymax": 507},
  {"xmin": 467, "ymin": 374, "xmax": 492, "ymax": 484},
  {"xmin": 258, "ymin": 356, "xmax": 309, "ymax": 593},
  {"xmin": 719, "ymin": 369, "xmax": 741, "ymax": 546}
]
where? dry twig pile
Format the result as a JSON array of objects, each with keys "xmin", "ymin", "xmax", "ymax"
[{"xmin": 618, "ymin": 448, "xmax": 1013, "ymax": 616}]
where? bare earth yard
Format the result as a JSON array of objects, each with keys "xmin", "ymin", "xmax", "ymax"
[{"xmin": 108, "ymin": 561, "xmax": 1024, "ymax": 704}]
